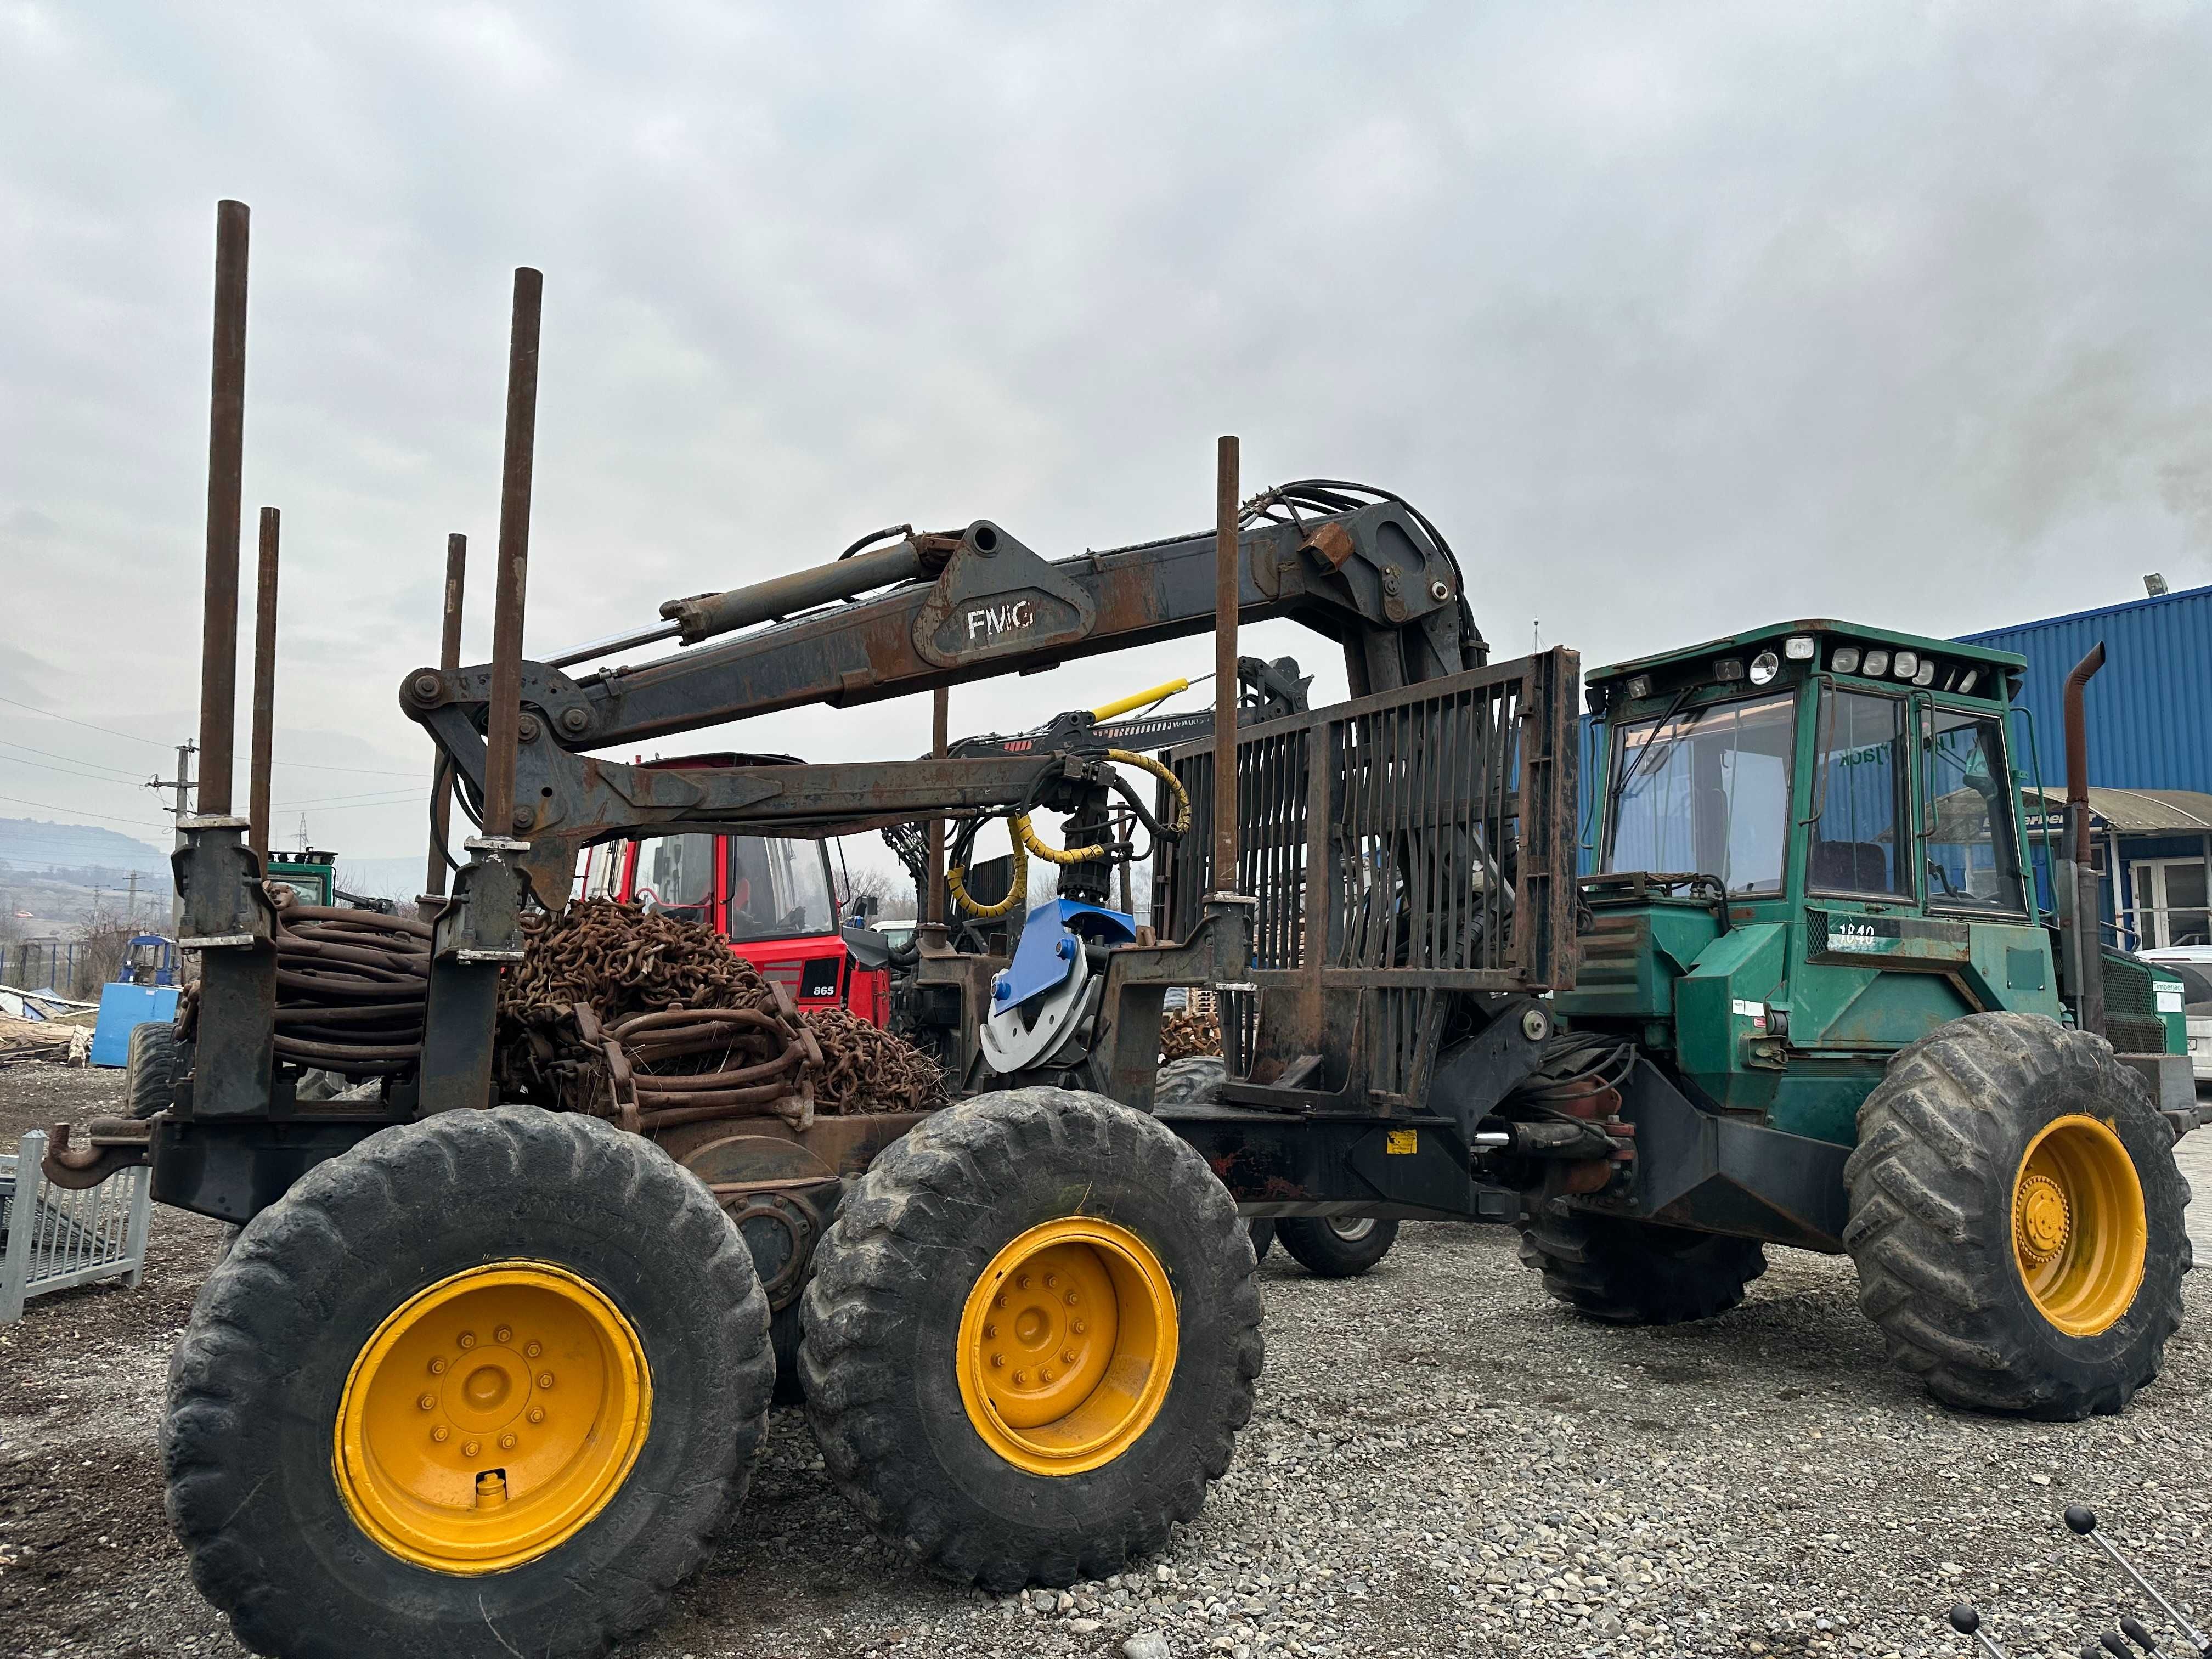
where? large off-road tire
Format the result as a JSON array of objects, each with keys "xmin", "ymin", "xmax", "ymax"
[
  {"xmin": 125, "ymin": 1021, "xmax": 180, "ymax": 1119},
  {"xmin": 163, "ymin": 1107, "xmax": 774, "ymax": 1659},
  {"xmin": 769, "ymin": 1299, "xmax": 804, "ymax": 1406},
  {"xmin": 800, "ymin": 1086, "xmax": 1263, "ymax": 1589},
  {"xmin": 1519, "ymin": 1204, "xmax": 1768, "ymax": 1324},
  {"xmin": 1276, "ymin": 1216, "xmax": 1401, "ymax": 1278},
  {"xmin": 1843, "ymin": 1011, "xmax": 2190, "ymax": 1419},
  {"xmin": 1154, "ymin": 1056, "xmax": 1226, "ymax": 1107}
]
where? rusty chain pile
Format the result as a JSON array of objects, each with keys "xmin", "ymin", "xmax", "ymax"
[
  {"xmin": 498, "ymin": 899, "xmax": 943, "ymax": 1132},
  {"xmin": 267, "ymin": 892, "xmax": 431, "ymax": 1076},
  {"xmin": 1160, "ymin": 1007, "xmax": 1222, "ymax": 1061}
]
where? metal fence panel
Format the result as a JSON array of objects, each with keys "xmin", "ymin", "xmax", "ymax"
[{"xmin": 0, "ymin": 1130, "xmax": 153, "ymax": 1323}]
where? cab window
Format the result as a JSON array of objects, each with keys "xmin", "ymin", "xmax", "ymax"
[
  {"xmin": 1925, "ymin": 709, "xmax": 2025, "ymax": 913},
  {"xmin": 726, "ymin": 835, "xmax": 836, "ymax": 941},
  {"xmin": 1810, "ymin": 691, "xmax": 1910, "ymax": 897},
  {"xmin": 634, "ymin": 833, "xmax": 719, "ymax": 926},
  {"xmin": 1605, "ymin": 691, "xmax": 1795, "ymax": 895}
]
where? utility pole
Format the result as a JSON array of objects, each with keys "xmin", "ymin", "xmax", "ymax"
[
  {"xmin": 125, "ymin": 869, "xmax": 139, "ymax": 924},
  {"xmin": 147, "ymin": 739, "xmax": 198, "ymax": 937}
]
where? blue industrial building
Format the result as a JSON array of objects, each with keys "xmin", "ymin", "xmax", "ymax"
[{"xmin": 1959, "ymin": 582, "xmax": 2212, "ymax": 949}]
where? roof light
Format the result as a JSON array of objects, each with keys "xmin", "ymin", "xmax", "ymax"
[
  {"xmin": 1862, "ymin": 649, "xmax": 1890, "ymax": 677},
  {"xmin": 1748, "ymin": 650, "xmax": 1780, "ymax": 686},
  {"xmin": 1625, "ymin": 673, "xmax": 1652, "ymax": 700},
  {"xmin": 1957, "ymin": 669, "xmax": 1978, "ymax": 695},
  {"xmin": 1784, "ymin": 635, "xmax": 1816, "ymax": 661},
  {"xmin": 1832, "ymin": 646, "xmax": 1861, "ymax": 673},
  {"xmin": 1914, "ymin": 658, "xmax": 1936, "ymax": 686},
  {"xmin": 1892, "ymin": 650, "xmax": 1919, "ymax": 679},
  {"xmin": 1714, "ymin": 657, "xmax": 1746, "ymax": 683}
]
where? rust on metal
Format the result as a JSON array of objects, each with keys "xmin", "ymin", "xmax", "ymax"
[
  {"xmin": 425, "ymin": 532, "xmax": 467, "ymax": 896},
  {"xmin": 197, "ymin": 199, "xmax": 250, "ymax": 817},
  {"xmin": 1303, "ymin": 519, "xmax": 1356, "ymax": 570},
  {"xmin": 482, "ymin": 268, "xmax": 542, "ymax": 840},
  {"xmin": 247, "ymin": 506, "xmax": 280, "ymax": 852}
]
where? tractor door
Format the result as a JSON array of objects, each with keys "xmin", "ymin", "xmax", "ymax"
[{"xmin": 1779, "ymin": 680, "xmax": 2058, "ymax": 1141}]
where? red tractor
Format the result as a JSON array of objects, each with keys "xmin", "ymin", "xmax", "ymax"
[{"xmin": 572, "ymin": 752, "xmax": 893, "ymax": 1028}]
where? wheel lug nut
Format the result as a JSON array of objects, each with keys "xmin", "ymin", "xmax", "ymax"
[
  {"xmin": 499, "ymin": 1432, "xmax": 517, "ymax": 1450},
  {"xmin": 456, "ymin": 1332, "xmax": 476, "ymax": 1350},
  {"xmin": 1040, "ymin": 1368, "xmax": 1054, "ymax": 1384},
  {"xmin": 527, "ymin": 1407, "xmax": 545, "ymax": 1424},
  {"xmin": 1017, "ymin": 1274, "xmax": 1032, "ymax": 1290},
  {"xmin": 990, "ymin": 1353, "xmax": 1005, "ymax": 1369},
  {"xmin": 538, "ymin": 1373, "xmax": 555, "ymax": 1390},
  {"xmin": 1013, "ymin": 1369, "xmax": 1029, "ymax": 1385},
  {"xmin": 983, "ymin": 1324, "xmax": 997, "ymax": 1339},
  {"xmin": 432, "ymin": 1426, "xmax": 450, "ymax": 1443},
  {"xmin": 524, "ymin": 1341, "xmax": 541, "ymax": 1359},
  {"xmin": 462, "ymin": 1440, "xmax": 481, "ymax": 1458},
  {"xmin": 1043, "ymin": 1272, "xmax": 1058, "ymax": 1288},
  {"xmin": 418, "ymin": 1393, "xmax": 436, "ymax": 1411},
  {"xmin": 1064, "ymin": 1291, "xmax": 1078, "ymax": 1306},
  {"xmin": 1061, "ymin": 1349, "xmax": 1075, "ymax": 1365},
  {"xmin": 993, "ymin": 1294, "xmax": 1006, "ymax": 1310},
  {"xmin": 428, "ymin": 1357, "xmax": 448, "ymax": 1376},
  {"xmin": 494, "ymin": 1326, "xmax": 513, "ymax": 1345},
  {"xmin": 1071, "ymin": 1319, "xmax": 1086, "ymax": 1335}
]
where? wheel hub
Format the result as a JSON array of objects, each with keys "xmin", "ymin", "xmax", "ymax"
[
  {"xmin": 2010, "ymin": 1115, "xmax": 2148, "ymax": 1338},
  {"xmin": 956, "ymin": 1218, "xmax": 1177, "ymax": 1476},
  {"xmin": 2013, "ymin": 1172, "xmax": 2070, "ymax": 1266},
  {"xmin": 335, "ymin": 1262, "xmax": 651, "ymax": 1574}
]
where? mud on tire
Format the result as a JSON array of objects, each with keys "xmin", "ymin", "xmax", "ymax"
[
  {"xmin": 799, "ymin": 1086, "xmax": 1263, "ymax": 1590},
  {"xmin": 1843, "ymin": 1011, "xmax": 2190, "ymax": 1419},
  {"xmin": 162, "ymin": 1107, "xmax": 774, "ymax": 1659},
  {"xmin": 1520, "ymin": 1204, "xmax": 1767, "ymax": 1324}
]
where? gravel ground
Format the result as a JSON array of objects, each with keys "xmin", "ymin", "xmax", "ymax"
[{"xmin": 2, "ymin": 1065, "xmax": 2207, "ymax": 1659}]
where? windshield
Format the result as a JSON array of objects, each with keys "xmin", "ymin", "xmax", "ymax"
[
  {"xmin": 727, "ymin": 834, "xmax": 837, "ymax": 941},
  {"xmin": 1605, "ymin": 691, "xmax": 1796, "ymax": 895}
]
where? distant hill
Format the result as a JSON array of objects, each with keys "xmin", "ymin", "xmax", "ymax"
[{"xmin": 0, "ymin": 817, "xmax": 168, "ymax": 876}]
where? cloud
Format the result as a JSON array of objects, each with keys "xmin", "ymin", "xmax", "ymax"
[{"xmin": 4, "ymin": 0, "xmax": 2211, "ymax": 856}]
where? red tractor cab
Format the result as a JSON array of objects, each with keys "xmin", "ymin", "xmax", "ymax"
[{"xmin": 572, "ymin": 753, "xmax": 891, "ymax": 1026}]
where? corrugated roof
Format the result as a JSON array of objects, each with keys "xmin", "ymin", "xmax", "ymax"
[
  {"xmin": 2023, "ymin": 787, "xmax": 2212, "ymax": 834},
  {"xmin": 1956, "ymin": 583, "xmax": 2212, "ymax": 797}
]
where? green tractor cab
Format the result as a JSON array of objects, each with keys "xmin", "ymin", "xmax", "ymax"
[{"xmin": 1536, "ymin": 619, "xmax": 2196, "ymax": 1418}]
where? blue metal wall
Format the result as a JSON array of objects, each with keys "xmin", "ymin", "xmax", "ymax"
[{"xmin": 1956, "ymin": 583, "xmax": 2212, "ymax": 794}]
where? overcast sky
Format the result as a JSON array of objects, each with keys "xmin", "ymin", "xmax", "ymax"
[{"xmin": 4, "ymin": 1, "xmax": 2209, "ymax": 870}]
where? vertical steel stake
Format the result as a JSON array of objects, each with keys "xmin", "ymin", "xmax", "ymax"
[
  {"xmin": 1211, "ymin": 434, "xmax": 1240, "ymax": 896},
  {"xmin": 926, "ymin": 687, "xmax": 950, "ymax": 932},
  {"xmin": 247, "ymin": 507, "xmax": 280, "ymax": 854},
  {"xmin": 483, "ymin": 269, "xmax": 543, "ymax": 840},
  {"xmin": 197, "ymin": 200, "xmax": 250, "ymax": 816},
  {"xmin": 425, "ymin": 532, "xmax": 467, "ymax": 896}
]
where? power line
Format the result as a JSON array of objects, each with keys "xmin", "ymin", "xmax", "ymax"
[
  {"xmin": 0, "ymin": 693, "xmax": 170, "ymax": 749},
  {"xmin": 0, "ymin": 752, "xmax": 160, "ymax": 787},
  {"xmin": 0, "ymin": 738, "xmax": 146, "ymax": 781},
  {"xmin": 269, "ymin": 796, "xmax": 425, "ymax": 814},
  {"xmin": 0, "ymin": 792, "xmax": 172, "ymax": 833},
  {"xmin": 0, "ymin": 696, "xmax": 425, "ymax": 778}
]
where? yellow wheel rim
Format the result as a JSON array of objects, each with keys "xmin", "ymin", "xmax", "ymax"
[
  {"xmin": 334, "ymin": 1262, "xmax": 651, "ymax": 1574},
  {"xmin": 2011, "ymin": 1115, "xmax": 2148, "ymax": 1338},
  {"xmin": 955, "ymin": 1218, "xmax": 1177, "ymax": 1477}
]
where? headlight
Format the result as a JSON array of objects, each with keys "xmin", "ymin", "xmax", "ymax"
[
  {"xmin": 1784, "ymin": 635, "xmax": 1816, "ymax": 660},
  {"xmin": 1832, "ymin": 646, "xmax": 1861, "ymax": 673},
  {"xmin": 1863, "ymin": 649, "xmax": 1890, "ymax": 676},
  {"xmin": 1748, "ymin": 650, "xmax": 1780, "ymax": 686},
  {"xmin": 1625, "ymin": 674, "xmax": 1652, "ymax": 700},
  {"xmin": 1914, "ymin": 658, "xmax": 1936, "ymax": 686},
  {"xmin": 1957, "ymin": 669, "xmax": 1978, "ymax": 695},
  {"xmin": 1892, "ymin": 650, "xmax": 1918, "ymax": 679},
  {"xmin": 1714, "ymin": 658, "xmax": 1746, "ymax": 682}
]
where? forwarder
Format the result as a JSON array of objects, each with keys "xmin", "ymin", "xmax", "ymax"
[{"xmin": 70, "ymin": 209, "xmax": 2194, "ymax": 1659}]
